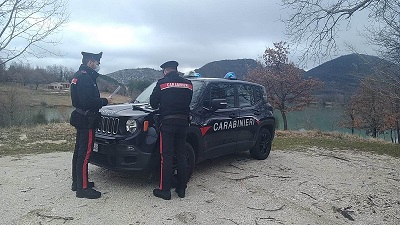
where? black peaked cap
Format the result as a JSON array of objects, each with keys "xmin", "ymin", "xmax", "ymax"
[
  {"xmin": 160, "ymin": 60, "xmax": 179, "ymax": 69},
  {"xmin": 81, "ymin": 51, "xmax": 103, "ymax": 63}
]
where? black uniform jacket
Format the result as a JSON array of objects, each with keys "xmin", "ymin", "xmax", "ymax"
[
  {"xmin": 70, "ymin": 64, "xmax": 108, "ymax": 128},
  {"xmin": 150, "ymin": 71, "xmax": 193, "ymax": 118}
]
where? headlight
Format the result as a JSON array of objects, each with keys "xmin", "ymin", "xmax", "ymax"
[{"xmin": 126, "ymin": 119, "xmax": 138, "ymax": 133}]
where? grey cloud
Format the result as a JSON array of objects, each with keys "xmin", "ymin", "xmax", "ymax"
[{"xmin": 23, "ymin": 0, "xmax": 374, "ymax": 74}]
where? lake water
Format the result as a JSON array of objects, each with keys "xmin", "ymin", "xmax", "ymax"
[
  {"xmin": 24, "ymin": 106, "xmax": 73, "ymax": 124},
  {"xmin": 275, "ymin": 105, "xmax": 345, "ymax": 132},
  {"xmin": 275, "ymin": 105, "xmax": 395, "ymax": 142},
  {"xmin": 32, "ymin": 105, "xmax": 394, "ymax": 142}
]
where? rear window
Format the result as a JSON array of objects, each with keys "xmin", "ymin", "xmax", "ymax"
[
  {"xmin": 238, "ymin": 84, "xmax": 253, "ymax": 107},
  {"xmin": 253, "ymin": 86, "xmax": 264, "ymax": 104}
]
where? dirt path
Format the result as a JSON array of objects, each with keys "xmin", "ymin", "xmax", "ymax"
[{"xmin": 1, "ymin": 148, "xmax": 399, "ymax": 225}]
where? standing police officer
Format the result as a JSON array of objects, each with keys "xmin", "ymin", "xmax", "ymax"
[
  {"xmin": 70, "ymin": 51, "xmax": 110, "ymax": 199},
  {"xmin": 150, "ymin": 60, "xmax": 193, "ymax": 200}
]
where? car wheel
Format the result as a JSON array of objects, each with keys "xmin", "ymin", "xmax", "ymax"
[
  {"xmin": 250, "ymin": 128, "xmax": 271, "ymax": 160},
  {"xmin": 170, "ymin": 142, "xmax": 196, "ymax": 187}
]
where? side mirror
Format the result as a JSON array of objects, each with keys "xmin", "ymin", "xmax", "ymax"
[{"xmin": 211, "ymin": 99, "xmax": 227, "ymax": 110}]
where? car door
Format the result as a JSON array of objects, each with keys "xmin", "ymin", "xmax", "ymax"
[
  {"xmin": 236, "ymin": 84, "xmax": 262, "ymax": 151},
  {"xmin": 200, "ymin": 82, "xmax": 239, "ymax": 158}
]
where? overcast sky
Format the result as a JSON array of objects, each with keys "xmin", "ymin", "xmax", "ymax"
[{"xmin": 25, "ymin": 0, "xmax": 375, "ymax": 74}]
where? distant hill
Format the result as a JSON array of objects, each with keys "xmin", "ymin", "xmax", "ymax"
[
  {"xmin": 106, "ymin": 68, "xmax": 163, "ymax": 84},
  {"xmin": 305, "ymin": 54, "xmax": 396, "ymax": 96},
  {"xmin": 195, "ymin": 59, "xmax": 258, "ymax": 79},
  {"xmin": 97, "ymin": 75, "xmax": 123, "ymax": 94},
  {"xmin": 98, "ymin": 74, "xmax": 120, "ymax": 85},
  {"xmin": 104, "ymin": 59, "xmax": 258, "ymax": 83},
  {"xmin": 102, "ymin": 54, "xmax": 397, "ymax": 100}
]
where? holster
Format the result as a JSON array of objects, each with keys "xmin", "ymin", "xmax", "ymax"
[
  {"xmin": 86, "ymin": 111, "xmax": 101, "ymax": 129},
  {"xmin": 75, "ymin": 108, "xmax": 101, "ymax": 129}
]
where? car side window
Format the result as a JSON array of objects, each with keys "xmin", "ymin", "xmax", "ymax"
[
  {"xmin": 253, "ymin": 86, "xmax": 263, "ymax": 104},
  {"xmin": 204, "ymin": 83, "xmax": 235, "ymax": 108},
  {"xmin": 238, "ymin": 84, "xmax": 254, "ymax": 107}
]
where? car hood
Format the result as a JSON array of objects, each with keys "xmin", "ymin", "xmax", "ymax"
[{"xmin": 99, "ymin": 103, "xmax": 154, "ymax": 117}]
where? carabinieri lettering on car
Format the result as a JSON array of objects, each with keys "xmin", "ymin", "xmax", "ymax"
[{"xmin": 213, "ymin": 118, "xmax": 256, "ymax": 131}]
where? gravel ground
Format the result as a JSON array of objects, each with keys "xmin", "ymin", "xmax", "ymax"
[{"xmin": 1, "ymin": 148, "xmax": 399, "ymax": 225}]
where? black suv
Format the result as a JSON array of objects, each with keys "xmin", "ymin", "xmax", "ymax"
[{"xmin": 91, "ymin": 77, "xmax": 275, "ymax": 179}]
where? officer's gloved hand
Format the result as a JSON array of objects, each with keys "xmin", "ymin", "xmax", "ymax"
[{"xmin": 107, "ymin": 97, "xmax": 114, "ymax": 105}]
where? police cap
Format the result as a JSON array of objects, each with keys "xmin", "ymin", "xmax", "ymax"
[
  {"xmin": 160, "ymin": 60, "xmax": 179, "ymax": 69},
  {"xmin": 81, "ymin": 51, "xmax": 103, "ymax": 63}
]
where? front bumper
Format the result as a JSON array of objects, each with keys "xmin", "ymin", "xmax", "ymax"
[{"xmin": 90, "ymin": 142, "xmax": 159, "ymax": 172}]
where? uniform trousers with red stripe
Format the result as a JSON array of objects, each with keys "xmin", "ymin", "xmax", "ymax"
[
  {"xmin": 72, "ymin": 128, "xmax": 94, "ymax": 190},
  {"xmin": 159, "ymin": 122, "xmax": 188, "ymax": 191}
]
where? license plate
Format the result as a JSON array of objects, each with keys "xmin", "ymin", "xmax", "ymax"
[{"xmin": 93, "ymin": 143, "xmax": 99, "ymax": 152}]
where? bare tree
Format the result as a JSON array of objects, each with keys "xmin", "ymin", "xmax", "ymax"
[
  {"xmin": 352, "ymin": 77, "xmax": 388, "ymax": 138},
  {"xmin": 46, "ymin": 64, "xmax": 74, "ymax": 82},
  {"xmin": 0, "ymin": 84, "xmax": 28, "ymax": 126},
  {"xmin": 30, "ymin": 67, "xmax": 57, "ymax": 89},
  {"xmin": 0, "ymin": 0, "xmax": 69, "ymax": 65},
  {"xmin": 282, "ymin": 0, "xmax": 400, "ymax": 120},
  {"xmin": 247, "ymin": 42, "xmax": 323, "ymax": 130},
  {"xmin": 384, "ymin": 97, "xmax": 400, "ymax": 143},
  {"xmin": 6, "ymin": 61, "xmax": 31, "ymax": 84},
  {"xmin": 0, "ymin": 59, "xmax": 5, "ymax": 80},
  {"xmin": 364, "ymin": 1, "xmax": 400, "ymax": 64},
  {"xmin": 282, "ymin": 0, "xmax": 399, "ymax": 64},
  {"xmin": 340, "ymin": 75, "xmax": 399, "ymax": 141},
  {"xmin": 339, "ymin": 96, "xmax": 362, "ymax": 134}
]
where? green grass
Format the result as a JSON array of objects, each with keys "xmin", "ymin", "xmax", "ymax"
[
  {"xmin": 0, "ymin": 123, "xmax": 399, "ymax": 158},
  {"xmin": 0, "ymin": 123, "xmax": 75, "ymax": 156},
  {"xmin": 273, "ymin": 130, "xmax": 400, "ymax": 158},
  {"xmin": 0, "ymin": 83, "xmax": 131, "ymax": 107}
]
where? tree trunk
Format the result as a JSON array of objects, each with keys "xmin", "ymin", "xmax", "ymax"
[
  {"xmin": 397, "ymin": 121, "xmax": 400, "ymax": 144},
  {"xmin": 372, "ymin": 128, "xmax": 377, "ymax": 138},
  {"xmin": 281, "ymin": 110, "xmax": 288, "ymax": 130},
  {"xmin": 350, "ymin": 114, "xmax": 355, "ymax": 134},
  {"xmin": 390, "ymin": 129, "xmax": 394, "ymax": 143}
]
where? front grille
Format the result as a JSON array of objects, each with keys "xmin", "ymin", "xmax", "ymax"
[{"xmin": 97, "ymin": 116, "xmax": 120, "ymax": 135}]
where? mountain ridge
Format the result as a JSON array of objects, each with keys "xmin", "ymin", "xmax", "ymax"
[
  {"xmin": 104, "ymin": 54, "xmax": 396, "ymax": 98},
  {"xmin": 106, "ymin": 68, "xmax": 163, "ymax": 84},
  {"xmin": 304, "ymin": 53, "xmax": 397, "ymax": 96}
]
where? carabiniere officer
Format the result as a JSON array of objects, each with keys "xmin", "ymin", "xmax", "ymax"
[
  {"xmin": 150, "ymin": 60, "xmax": 193, "ymax": 200},
  {"xmin": 69, "ymin": 51, "xmax": 111, "ymax": 199}
]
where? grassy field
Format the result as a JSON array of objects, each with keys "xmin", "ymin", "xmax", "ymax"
[
  {"xmin": 0, "ymin": 123, "xmax": 76, "ymax": 156},
  {"xmin": 0, "ymin": 83, "xmax": 131, "ymax": 107},
  {"xmin": 273, "ymin": 130, "xmax": 400, "ymax": 158},
  {"xmin": 0, "ymin": 84, "xmax": 398, "ymax": 158},
  {"xmin": 0, "ymin": 123, "xmax": 399, "ymax": 158},
  {"xmin": 0, "ymin": 83, "xmax": 131, "ymax": 156}
]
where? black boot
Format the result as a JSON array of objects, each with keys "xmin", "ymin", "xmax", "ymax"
[
  {"xmin": 71, "ymin": 181, "xmax": 94, "ymax": 191},
  {"xmin": 76, "ymin": 188, "xmax": 101, "ymax": 199},
  {"xmin": 153, "ymin": 189, "xmax": 171, "ymax": 200},
  {"xmin": 175, "ymin": 188, "xmax": 186, "ymax": 198}
]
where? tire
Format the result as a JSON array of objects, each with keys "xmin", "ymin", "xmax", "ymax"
[
  {"xmin": 250, "ymin": 128, "xmax": 272, "ymax": 160},
  {"xmin": 173, "ymin": 142, "xmax": 196, "ymax": 182}
]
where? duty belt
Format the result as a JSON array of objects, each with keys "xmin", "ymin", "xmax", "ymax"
[
  {"xmin": 75, "ymin": 108, "xmax": 95, "ymax": 116},
  {"xmin": 162, "ymin": 114, "xmax": 188, "ymax": 120}
]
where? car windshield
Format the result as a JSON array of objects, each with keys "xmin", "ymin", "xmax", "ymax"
[
  {"xmin": 134, "ymin": 80, "xmax": 205, "ymax": 107},
  {"xmin": 134, "ymin": 82, "xmax": 156, "ymax": 104}
]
